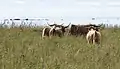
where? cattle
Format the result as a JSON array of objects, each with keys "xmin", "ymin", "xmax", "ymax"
[
  {"xmin": 69, "ymin": 24, "xmax": 101, "ymax": 37},
  {"xmin": 55, "ymin": 23, "xmax": 71, "ymax": 35},
  {"xmin": 86, "ymin": 26, "xmax": 101, "ymax": 44},
  {"xmin": 42, "ymin": 23, "xmax": 60, "ymax": 39},
  {"xmin": 42, "ymin": 27, "xmax": 52, "ymax": 39},
  {"xmin": 69, "ymin": 24, "xmax": 78, "ymax": 36},
  {"xmin": 42, "ymin": 23, "xmax": 71, "ymax": 39}
]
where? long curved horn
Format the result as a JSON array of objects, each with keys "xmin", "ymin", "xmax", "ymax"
[
  {"xmin": 60, "ymin": 23, "xmax": 64, "ymax": 26},
  {"xmin": 47, "ymin": 22, "xmax": 54, "ymax": 26},
  {"xmin": 64, "ymin": 22, "xmax": 71, "ymax": 28}
]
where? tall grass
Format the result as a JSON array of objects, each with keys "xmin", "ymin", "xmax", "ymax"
[{"xmin": 0, "ymin": 28, "xmax": 120, "ymax": 69}]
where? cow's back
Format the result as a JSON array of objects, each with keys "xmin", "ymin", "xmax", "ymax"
[{"xmin": 77, "ymin": 26, "xmax": 89, "ymax": 36}]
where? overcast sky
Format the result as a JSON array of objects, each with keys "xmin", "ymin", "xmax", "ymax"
[{"xmin": 0, "ymin": 0, "xmax": 120, "ymax": 24}]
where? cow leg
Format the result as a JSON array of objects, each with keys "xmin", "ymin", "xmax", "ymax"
[
  {"xmin": 93, "ymin": 39, "xmax": 95, "ymax": 45},
  {"xmin": 48, "ymin": 32, "xmax": 52, "ymax": 39},
  {"xmin": 86, "ymin": 36, "xmax": 90, "ymax": 44},
  {"xmin": 42, "ymin": 28, "xmax": 46, "ymax": 39},
  {"xmin": 88, "ymin": 40, "xmax": 90, "ymax": 44},
  {"xmin": 49, "ymin": 34, "xmax": 52, "ymax": 39},
  {"xmin": 96, "ymin": 39, "xmax": 100, "ymax": 44},
  {"xmin": 42, "ymin": 36, "xmax": 45, "ymax": 39}
]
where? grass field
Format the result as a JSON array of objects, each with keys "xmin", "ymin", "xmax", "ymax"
[{"xmin": 0, "ymin": 27, "xmax": 120, "ymax": 69}]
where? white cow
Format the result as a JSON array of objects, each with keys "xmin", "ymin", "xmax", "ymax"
[{"xmin": 86, "ymin": 26, "xmax": 101, "ymax": 44}]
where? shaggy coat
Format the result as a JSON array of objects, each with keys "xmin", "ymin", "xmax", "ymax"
[{"xmin": 70, "ymin": 24, "xmax": 100, "ymax": 37}]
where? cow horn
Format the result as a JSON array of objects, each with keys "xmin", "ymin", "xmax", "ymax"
[
  {"xmin": 64, "ymin": 23, "xmax": 71, "ymax": 28},
  {"xmin": 60, "ymin": 23, "xmax": 64, "ymax": 26},
  {"xmin": 47, "ymin": 22, "xmax": 54, "ymax": 26}
]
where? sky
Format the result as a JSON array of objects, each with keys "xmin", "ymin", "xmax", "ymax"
[{"xmin": 0, "ymin": 0, "xmax": 120, "ymax": 25}]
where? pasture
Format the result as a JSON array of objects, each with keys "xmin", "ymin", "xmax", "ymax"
[{"xmin": 0, "ymin": 27, "xmax": 120, "ymax": 69}]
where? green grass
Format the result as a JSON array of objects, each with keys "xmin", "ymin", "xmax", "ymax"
[{"xmin": 0, "ymin": 28, "xmax": 120, "ymax": 69}]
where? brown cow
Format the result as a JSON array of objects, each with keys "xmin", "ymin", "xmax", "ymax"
[{"xmin": 69, "ymin": 24, "xmax": 101, "ymax": 37}]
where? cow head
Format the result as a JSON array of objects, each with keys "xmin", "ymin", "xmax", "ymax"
[
  {"xmin": 86, "ymin": 26, "xmax": 100, "ymax": 31},
  {"xmin": 47, "ymin": 22, "xmax": 64, "ymax": 28},
  {"xmin": 57, "ymin": 23, "xmax": 71, "ymax": 33},
  {"xmin": 47, "ymin": 22, "xmax": 71, "ymax": 33}
]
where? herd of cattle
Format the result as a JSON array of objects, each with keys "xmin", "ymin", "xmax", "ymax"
[{"xmin": 41, "ymin": 23, "xmax": 102, "ymax": 45}]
